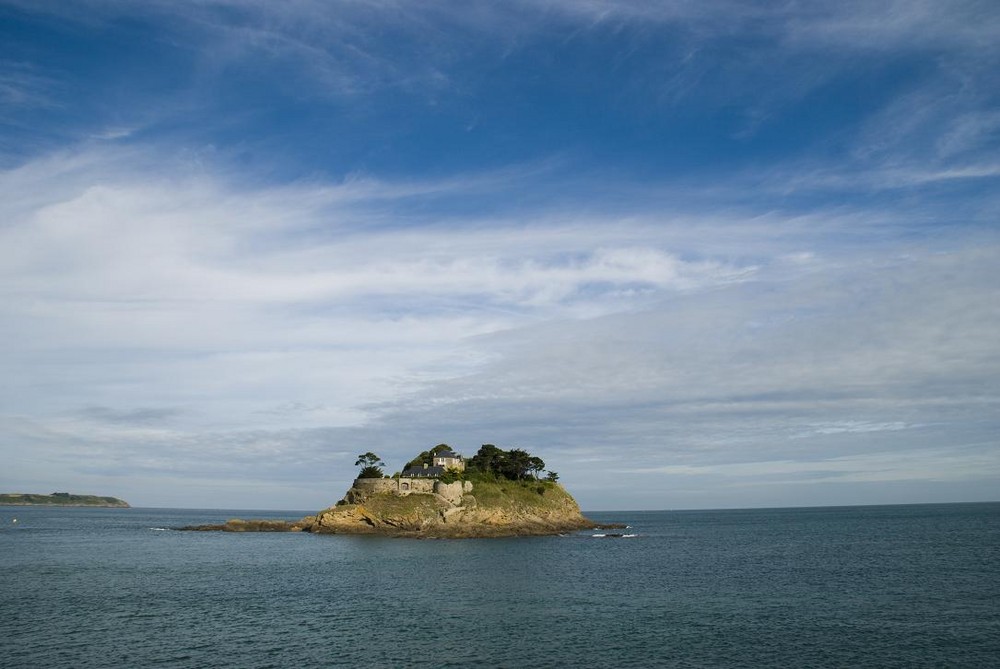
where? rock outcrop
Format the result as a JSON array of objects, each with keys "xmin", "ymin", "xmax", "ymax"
[
  {"xmin": 180, "ymin": 518, "xmax": 311, "ymax": 532},
  {"xmin": 306, "ymin": 477, "xmax": 595, "ymax": 538},
  {"xmin": 178, "ymin": 477, "xmax": 596, "ymax": 538}
]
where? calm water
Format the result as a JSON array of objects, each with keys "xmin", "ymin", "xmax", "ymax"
[{"xmin": 1, "ymin": 503, "xmax": 998, "ymax": 668}]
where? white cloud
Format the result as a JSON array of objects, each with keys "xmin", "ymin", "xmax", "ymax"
[
  {"xmin": 0, "ymin": 148, "xmax": 766, "ymax": 438},
  {"xmin": 3, "ymin": 145, "xmax": 998, "ymax": 508},
  {"xmin": 2, "ymin": 1, "xmax": 998, "ymax": 511}
]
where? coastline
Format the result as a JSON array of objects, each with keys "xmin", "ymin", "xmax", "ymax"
[{"xmin": 0, "ymin": 493, "xmax": 130, "ymax": 508}]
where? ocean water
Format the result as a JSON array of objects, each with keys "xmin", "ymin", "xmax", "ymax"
[{"xmin": 1, "ymin": 503, "xmax": 998, "ymax": 668}]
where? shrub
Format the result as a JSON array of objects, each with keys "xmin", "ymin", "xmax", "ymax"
[{"xmin": 438, "ymin": 467, "xmax": 464, "ymax": 484}]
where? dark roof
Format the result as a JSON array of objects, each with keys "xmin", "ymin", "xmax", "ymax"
[
  {"xmin": 434, "ymin": 450, "xmax": 460, "ymax": 459},
  {"xmin": 401, "ymin": 465, "xmax": 445, "ymax": 478}
]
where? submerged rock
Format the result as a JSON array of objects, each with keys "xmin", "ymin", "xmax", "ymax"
[{"xmin": 179, "ymin": 518, "xmax": 310, "ymax": 532}]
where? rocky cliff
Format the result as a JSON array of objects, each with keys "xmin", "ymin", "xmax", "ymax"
[{"xmin": 304, "ymin": 477, "xmax": 595, "ymax": 538}]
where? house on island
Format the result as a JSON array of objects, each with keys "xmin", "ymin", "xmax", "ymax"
[
  {"xmin": 400, "ymin": 447, "xmax": 465, "ymax": 478},
  {"xmin": 401, "ymin": 464, "xmax": 445, "ymax": 478},
  {"xmin": 432, "ymin": 447, "xmax": 464, "ymax": 471},
  {"xmin": 350, "ymin": 447, "xmax": 472, "ymax": 500}
]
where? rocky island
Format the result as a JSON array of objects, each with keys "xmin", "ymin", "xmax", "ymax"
[
  {"xmin": 0, "ymin": 492, "xmax": 130, "ymax": 507},
  {"xmin": 185, "ymin": 444, "xmax": 597, "ymax": 538}
]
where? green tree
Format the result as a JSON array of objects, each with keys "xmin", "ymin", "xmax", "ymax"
[
  {"xmin": 545, "ymin": 471, "xmax": 559, "ymax": 482},
  {"xmin": 468, "ymin": 444, "xmax": 504, "ymax": 476},
  {"xmin": 527, "ymin": 456, "xmax": 546, "ymax": 479},
  {"xmin": 503, "ymin": 449, "xmax": 532, "ymax": 480},
  {"xmin": 467, "ymin": 444, "xmax": 551, "ymax": 480},
  {"xmin": 354, "ymin": 452, "xmax": 385, "ymax": 479},
  {"xmin": 438, "ymin": 467, "xmax": 464, "ymax": 484}
]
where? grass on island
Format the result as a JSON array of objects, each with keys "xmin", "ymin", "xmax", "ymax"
[
  {"xmin": 332, "ymin": 477, "xmax": 573, "ymax": 517},
  {"xmin": 354, "ymin": 491, "xmax": 444, "ymax": 518},
  {"xmin": 464, "ymin": 477, "xmax": 572, "ymax": 511}
]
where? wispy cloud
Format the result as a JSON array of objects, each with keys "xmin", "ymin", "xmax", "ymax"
[
  {"xmin": 803, "ymin": 421, "xmax": 912, "ymax": 436},
  {"xmin": 79, "ymin": 406, "xmax": 185, "ymax": 426},
  {"xmin": 3, "ymin": 137, "xmax": 998, "ymax": 507},
  {"xmin": 619, "ymin": 446, "xmax": 1000, "ymax": 484},
  {"xmin": 1, "ymin": 1, "xmax": 997, "ymax": 509},
  {"xmin": 0, "ymin": 60, "xmax": 59, "ymax": 109}
]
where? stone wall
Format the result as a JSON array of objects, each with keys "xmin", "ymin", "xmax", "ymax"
[
  {"xmin": 398, "ymin": 478, "xmax": 435, "ymax": 494},
  {"xmin": 349, "ymin": 477, "xmax": 472, "ymax": 505},
  {"xmin": 351, "ymin": 478, "xmax": 397, "ymax": 495}
]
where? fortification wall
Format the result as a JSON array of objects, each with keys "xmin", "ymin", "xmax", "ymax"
[
  {"xmin": 351, "ymin": 478, "xmax": 397, "ymax": 495},
  {"xmin": 350, "ymin": 477, "xmax": 473, "ymax": 504},
  {"xmin": 398, "ymin": 478, "xmax": 435, "ymax": 494}
]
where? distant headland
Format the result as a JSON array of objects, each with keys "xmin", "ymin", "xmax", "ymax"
[
  {"xmin": 184, "ymin": 444, "xmax": 600, "ymax": 538},
  {"xmin": 0, "ymin": 492, "xmax": 131, "ymax": 508}
]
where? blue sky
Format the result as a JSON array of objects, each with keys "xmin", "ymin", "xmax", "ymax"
[{"xmin": 1, "ymin": 1, "xmax": 998, "ymax": 510}]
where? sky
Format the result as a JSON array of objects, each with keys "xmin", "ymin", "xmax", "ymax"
[{"xmin": 1, "ymin": 0, "xmax": 998, "ymax": 511}]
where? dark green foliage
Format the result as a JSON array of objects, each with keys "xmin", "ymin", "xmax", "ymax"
[
  {"xmin": 355, "ymin": 452, "xmax": 385, "ymax": 478},
  {"xmin": 467, "ymin": 444, "xmax": 503, "ymax": 476},
  {"xmin": 466, "ymin": 444, "xmax": 546, "ymax": 481},
  {"xmin": 545, "ymin": 471, "xmax": 559, "ymax": 482},
  {"xmin": 438, "ymin": 467, "xmax": 464, "ymax": 484},
  {"xmin": 355, "ymin": 452, "xmax": 384, "ymax": 467},
  {"xmin": 405, "ymin": 453, "xmax": 430, "ymax": 469},
  {"xmin": 527, "ymin": 456, "xmax": 545, "ymax": 479}
]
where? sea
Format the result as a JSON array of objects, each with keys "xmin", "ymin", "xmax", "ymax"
[{"xmin": 1, "ymin": 503, "xmax": 998, "ymax": 668}]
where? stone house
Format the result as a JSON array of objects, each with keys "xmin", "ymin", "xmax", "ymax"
[
  {"xmin": 400, "ymin": 448, "xmax": 465, "ymax": 478},
  {"xmin": 432, "ymin": 448, "xmax": 465, "ymax": 471}
]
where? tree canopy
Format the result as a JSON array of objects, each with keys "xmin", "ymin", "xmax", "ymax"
[
  {"xmin": 466, "ymin": 444, "xmax": 546, "ymax": 481},
  {"xmin": 355, "ymin": 452, "xmax": 386, "ymax": 479}
]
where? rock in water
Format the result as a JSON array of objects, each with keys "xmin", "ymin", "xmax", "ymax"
[
  {"xmin": 307, "ymin": 478, "xmax": 596, "ymax": 538},
  {"xmin": 175, "ymin": 475, "xmax": 601, "ymax": 538}
]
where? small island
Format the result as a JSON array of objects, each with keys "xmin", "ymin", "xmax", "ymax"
[
  {"xmin": 0, "ymin": 492, "xmax": 131, "ymax": 508},
  {"xmin": 185, "ymin": 444, "xmax": 597, "ymax": 538}
]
